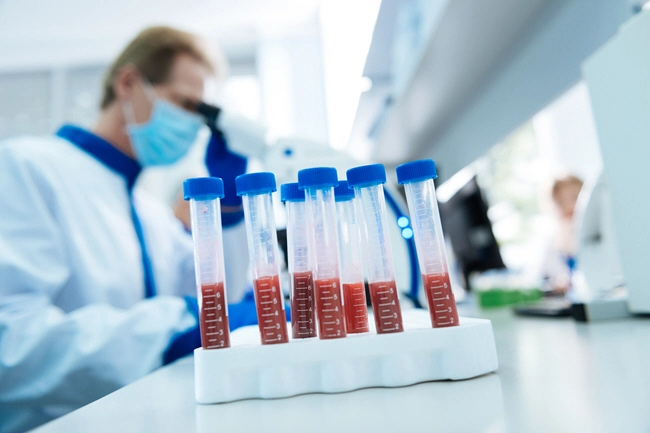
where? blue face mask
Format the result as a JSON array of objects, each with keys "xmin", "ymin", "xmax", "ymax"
[{"xmin": 123, "ymin": 82, "xmax": 204, "ymax": 167}]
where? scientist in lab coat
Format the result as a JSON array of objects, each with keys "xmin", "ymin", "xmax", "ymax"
[{"xmin": 0, "ymin": 26, "xmax": 255, "ymax": 432}]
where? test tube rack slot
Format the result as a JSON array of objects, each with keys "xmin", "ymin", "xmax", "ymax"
[{"xmin": 194, "ymin": 310, "xmax": 498, "ymax": 404}]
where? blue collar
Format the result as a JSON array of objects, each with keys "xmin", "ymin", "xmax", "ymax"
[{"xmin": 56, "ymin": 125, "xmax": 141, "ymax": 190}]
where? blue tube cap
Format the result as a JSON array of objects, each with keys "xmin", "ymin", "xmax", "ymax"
[
  {"xmin": 346, "ymin": 164, "xmax": 386, "ymax": 188},
  {"xmin": 183, "ymin": 177, "xmax": 224, "ymax": 200},
  {"xmin": 297, "ymin": 167, "xmax": 338, "ymax": 189},
  {"xmin": 396, "ymin": 159, "xmax": 438, "ymax": 184},
  {"xmin": 334, "ymin": 180, "xmax": 355, "ymax": 202},
  {"xmin": 280, "ymin": 182, "xmax": 305, "ymax": 202},
  {"xmin": 236, "ymin": 172, "xmax": 277, "ymax": 196}
]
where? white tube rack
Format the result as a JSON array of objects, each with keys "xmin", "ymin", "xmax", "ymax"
[{"xmin": 194, "ymin": 310, "xmax": 498, "ymax": 404}]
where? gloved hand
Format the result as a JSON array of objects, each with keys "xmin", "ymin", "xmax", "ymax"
[{"xmin": 204, "ymin": 129, "xmax": 247, "ymax": 227}]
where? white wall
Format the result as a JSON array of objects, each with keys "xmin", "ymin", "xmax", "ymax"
[
  {"xmin": 256, "ymin": 24, "xmax": 329, "ymax": 144},
  {"xmin": 532, "ymin": 82, "xmax": 604, "ymax": 182}
]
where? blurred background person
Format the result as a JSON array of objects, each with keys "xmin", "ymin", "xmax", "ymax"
[
  {"xmin": 540, "ymin": 175, "xmax": 584, "ymax": 294},
  {"xmin": 0, "ymin": 26, "xmax": 256, "ymax": 432}
]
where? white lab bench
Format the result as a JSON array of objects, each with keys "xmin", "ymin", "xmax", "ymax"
[{"xmin": 30, "ymin": 304, "xmax": 650, "ymax": 433}]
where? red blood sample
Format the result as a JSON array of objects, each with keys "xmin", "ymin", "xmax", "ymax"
[
  {"xmin": 314, "ymin": 278, "xmax": 347, "ymax": 339},
  {"xmin": 368, "ymin": 280, "xmax": 404, "ymax": 334},
  {"xmin": 253, "ymin": 275, "xmax": 289, "ymax": 344},
  {"xmin": 343, "ymin": 282, "xmax": 369, "ymax": 334},
  {"xmin": 422, "ymin": 273, "xmax": 459, "ymax": 327},
  {"xmin": 199, "ymin": 282, "xmax": 231, "ymax": 349},
  {"xmin": 290, "ymin": 271, "xmax": 317, "ymax": 338}
]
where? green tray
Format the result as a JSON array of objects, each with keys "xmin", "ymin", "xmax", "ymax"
[{"xmin": 476, "ymin": 288, "xmax": 543, "ymax": 308}]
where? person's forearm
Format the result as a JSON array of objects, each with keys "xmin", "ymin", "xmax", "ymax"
[{"xmin": 0, "ymin": 295, "xmax": 195, "ymax": 407}]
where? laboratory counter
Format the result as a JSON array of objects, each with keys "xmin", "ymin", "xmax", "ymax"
[{"xmin": 31, "ymin": 304, "xmax": 650, "ymax": 433}]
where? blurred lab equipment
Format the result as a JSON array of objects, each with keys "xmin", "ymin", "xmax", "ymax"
[
  {"xmin": 573, "ymin": 172, "xmax": 624, "ymax": 299},
  {"xmin": 583, "ymin": 9, "xmax": 650, "ymax": 314},
  {"xmin": 438, "ymin": 176, "xmax": 506, "ymax": 291},
  {"xmin": 564, "ymin": 172, "xmax": 628, "ymax": 322}
]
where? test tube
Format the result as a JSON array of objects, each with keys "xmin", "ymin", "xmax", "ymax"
[
  {"xmin": 281, "ymin": 182, "xmax": 317, "ymax": 339},
  {"xmin": 347, "ymin": 164, "xmax": 404, "ymax": 334},
  {"xmin": 334, "ymin": 180, "xmax": 369, "ymax": 334},
  {"xmin": 396, "ymin": 159, "xmax": 459, "ymax": 327},
  {"xmin": 236, "ymin": 172, "xmax": 289, "ymax": 344},
  {"xmin": 297, "ymin": 167, "xmax": 347, "ymax": 339},
  {"xmin": 183, "ymin": 177, "xmax": 231, "ymax": 349}
]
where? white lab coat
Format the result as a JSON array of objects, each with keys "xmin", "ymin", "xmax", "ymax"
[{"xmin": 0, "ymin": 135, "xmax": 244, "ymax": 431}]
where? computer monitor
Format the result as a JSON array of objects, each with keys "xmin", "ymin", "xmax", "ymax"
[{"xmin": 438, "ymin": 175, "xmax": 505, "ymax": 290}]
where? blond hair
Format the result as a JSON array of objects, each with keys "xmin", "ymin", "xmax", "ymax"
[{"xmin": 100, "ymin": 26, "xmax": 217, "ymax": 109}]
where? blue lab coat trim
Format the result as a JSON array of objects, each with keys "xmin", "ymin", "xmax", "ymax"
[
  {"xmin": 56, "ymin": 125, "xmax": 157, "ymax": 298},
  {"xmin": 56, "ymin": 125, "xmax": 141, "ymax": 189},
  {"xmin": 204, "ymin": 131, "xmax": 247, "ymax": 227},
  {"xmin": 128, "ymin": 201, "xmax": 157, "ymax": 299}
]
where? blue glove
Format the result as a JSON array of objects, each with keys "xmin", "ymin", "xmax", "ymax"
[
  {"xmin": 226, "ymin": 290, "xmax": 291, "ymax": 330},
  {"xmin": 227, "ymin": 291, "xmax": 258, "ymax": 330},
  {"xmin": 162, "ymin": 296, "xmax": 202, "ymax": 365},
  {"xmin": 205, "ymin": 129, "xmax": 247, "ymax": 227}
]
